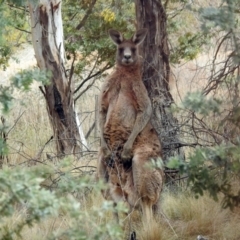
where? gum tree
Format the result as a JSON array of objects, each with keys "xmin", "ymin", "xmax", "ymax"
[
  {"xmin": 28, "ymin": 0, "xmax": 86, "ymax": 157},
  {"xmin": 135, "ymin": 0, "xmax": 181, "ymax": 160}
]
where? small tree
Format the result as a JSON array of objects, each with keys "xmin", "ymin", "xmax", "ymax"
[{"xmin": 167, "ymin": 0, "xmax": 240, "ymax": 208}]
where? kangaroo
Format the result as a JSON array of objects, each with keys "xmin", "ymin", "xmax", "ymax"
[{"xmin": 97, "ymin": 28, "xmax": 164, "ymax": 224}]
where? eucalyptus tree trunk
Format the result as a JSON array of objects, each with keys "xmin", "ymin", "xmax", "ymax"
[
  {"xmin": 135, "ymin": 0, "xmax": 181, "ymax": 160},
  {"xmin": 28, "ymin": 0, "xmax": 85, "ymax": 157}
]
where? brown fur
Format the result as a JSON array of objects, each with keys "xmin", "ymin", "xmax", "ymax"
[{"xmin": 97, "ymin": 29, "xmax": 164, "ymax": 223}]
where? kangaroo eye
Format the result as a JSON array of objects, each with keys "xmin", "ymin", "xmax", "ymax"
[
  {"xmin": 131, "ymin": 48, "xmax": 136, "ymax": 53},
  {"xmin": 118, "ymin": 47, "xmax": 124, "ymax": 53}
]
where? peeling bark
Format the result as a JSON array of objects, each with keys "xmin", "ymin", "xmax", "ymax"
[
  {"xmin": 28, "ymin": 0, "xmax": 85, "ymax": 157},
  {"xmin": 135, "ymin": 0, "xmax": 182, "ymax": 160}
]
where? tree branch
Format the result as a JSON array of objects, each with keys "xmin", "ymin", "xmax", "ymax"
[
  {"xmin": 74, "ymin": 80, "xmax": 96, "ymax": 103},
  {"xmin": 6, "ymin": 3, "xmax": 29, "ymax": 13},
  {"xmin": 6, "ymin": 111, "xmax": 25, "ymax": 136},
  {"xmin": 85, "ymin": 122, "xmax": 95, "ymax": 139},
  {"xmin": 76, "ymin": 0, "xmax": 97, "ymax": 30},
  {"xmin": 14, "ymin": 27, "xmax": 31, "ymax": 34},
  {"xmin": 74, "ymin": 63, "xmax": 111, "ymax": 94}
]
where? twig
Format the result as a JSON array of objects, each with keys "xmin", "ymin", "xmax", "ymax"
[
  {"xmin": 6, "ymin": 111, "xmax": 25, "ymax": 135},
  {"xmin": 74, "ymin": 81, "xmax": 96, "ymax": 102},
  {"xmin": 85, "ymin": 122, "xmax": 95, "ymax": 139},
  {"xmin": 68, "ymin": 52, "xmax": 76, "ymax": 88},
  {"xmin": 6, "ymin": 3, "xmax": 29, "ymax": 12},
  {"xmin": 14, "ymin": 27, "xmax": 31, "ymax": 34},
  {"xmin": 160, "ymin": 210, "xmax": 178, "ymax": 238},
  {"xmin": 74, "ymin": 63, "xmax": 111, "ymax": 94},
  {"xmin": 29, "ymin": 136, "xmax": 53, "ymax": 165},
  {"xmin": 39, "ymin": 86, "xmax": 46, "ymax": 97}
]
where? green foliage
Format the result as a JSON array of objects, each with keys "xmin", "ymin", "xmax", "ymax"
[
  {"xmin": 168, "ymin": 1, "xmax": 240, "ymax": 205},
  {"xmin": 0, "ymin": 166, "xmax": 58, "ymax": 217},
  {"xmin": 0, "ymin": 138, "xmax": 8, "ymax": 156},
  {"xmin": 166, "ymin": 0, "xmax": 211, "ymax": 63},
  {"xmin": 0, "ymin": 0, "xmax": 29, "ymax": 64},
  {"xmin": 0, "ymin": 0, "xmax": 25, "ymax": 158},
  {"xmin": 0, "ymin": 166, "xmax": 59, "ymax": 239},
  {"xmin": 200, "ymin": 0, "xmax": 240, "ymax": 63},
  {"xmin": 168, "ymin": 87, "xmax": 240, "ymax": 209},
  {"xmin": 200, "ymin": 0, "xmax": 240, "ymax": 33},
  {"xmin": 0, "ymin": 3, "xmax": 12, "ymax": 69},
  {"xmin": 0, "ymin": 2, "xmax": 239, "ymax": 237},
  {"xmin": 11, "ymin": 69, "xmax": 51, "ymax": 91},
  {"xmin": 167, "ymin": 142, "xmax": 240, "ymax": 209},
  {"xmin": 0, "ymin": 69, "xmax": 50, "ymax": 114},
  {"xmin": 0, "ymin": 86, "xmax": 14, "ymax": 114},
  {"xmin": 170, "ymin": 32, "xmax": 209, "ymax": 63},
  {"xmin": 0, "ymin": 161, "xmax": 125, "ymax": 239},
  {"xmin": 63, "ymin": 0, "xmax": 135, "ymax": 89},
  {"xmin": 182, "ymin": 91, "xmax": 221, "ymax": 115},
  {"xmin": 3, "ymin": 0, "xmax": 26, "ymax": 6},
  {"xmin": 0, "ymin": 46, "xmax": 11, "ymax": 70}
]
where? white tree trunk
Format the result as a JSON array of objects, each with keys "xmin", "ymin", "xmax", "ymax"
[{"xmin": 28, "ymin": 0, "xmax": 88, "ymax": 157}]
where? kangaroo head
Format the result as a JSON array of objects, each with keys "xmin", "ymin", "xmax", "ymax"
[{"xmin": 109, "ymin": 29, "xmax": 148, "ymax": 66}]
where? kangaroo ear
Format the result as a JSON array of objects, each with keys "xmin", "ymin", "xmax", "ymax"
[
  {"xmin": 109, "ymin": 29, "xmax": 124, "ymax": 45},
  {"xmin": 132, "ymin": 28, "xmax": 148, "ymax": 45}
]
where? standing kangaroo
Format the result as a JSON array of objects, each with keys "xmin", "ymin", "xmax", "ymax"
[{"xmin": 97, "ymin": 29, "xmax": 164, "ymax": 223}]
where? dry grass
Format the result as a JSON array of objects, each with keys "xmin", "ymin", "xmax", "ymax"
[
  {"xmin": 5, "ymin": 190, "xmax": 115, "ymax": 239},
  {"xmin": 120, "ymin": 189, "xmax": 240, "ymax": 240},
  {"xmin": 161, "ymin": 191, "xmax": 240, "ymax": 240},
  {"xmin": 5, "ymin": 88, "xmax": 54, "ymax": 165},
  {"xmin": 1, "ymin": 71, "xmax": 239, "ymax": 239},
  {"xmin": 1, "ymin": 208, "xmax": 71, "ymax": 240},
  {"xmin": 2, "ymin": 186, "xmax": 240, "ymax": 240},
  {"xmin": 1, "ymin": 82, "xmax": 240, "ymax": 239},
  {"xmin": 3, "ymin": 83, "xmax": 99, "ymax": 166}
]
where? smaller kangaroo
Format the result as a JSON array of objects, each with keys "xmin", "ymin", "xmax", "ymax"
[{"xmin": 97, "ymin": 28, "xmax": 164, "ymax": 223}]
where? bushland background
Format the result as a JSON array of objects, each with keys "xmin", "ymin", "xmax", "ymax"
[{"xmin": 0, "ymin": 0, "xmax": 240, "ymax": 239}]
